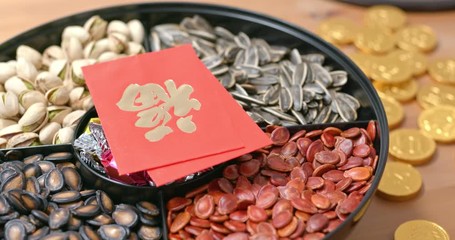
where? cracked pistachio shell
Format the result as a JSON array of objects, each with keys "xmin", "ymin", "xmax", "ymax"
[
  {"xmin": 42, "ymin": 45, "xmax": 66, "ymax": 67},
  {"xmin": 6, "ymin": 132, "xmax": 39, "ymax": 148},
  {"xmin": 5, "ymin": 76, "xmax": 34, "ymax": 96},
  {"xmin": 107, "ymin": 20, "xmax": 131, "ymax": 39},
  {"xmin": 84, "ymin": 15, "xmax": 108, "ymax": 41},
  {"xmin": 98, "ymin": 52, "xmax": 119, "ymax": 62},
  {"xmin": 18, "ymin": 102, "xmax": 48, "ymax": 132},
  {"xmin": 16, "ymin": 58, "xmax": 38, "ymax": 82},
  {"xmin": 62, "ymin": 110, "xmax": 86, "ymax": 128},
  {"xmin": 84, "ymin": 38, "xmax": 110, "ymax": 59},
  {"xmin": 127, "ymin": 19, "xmax": 145, "ymax": 44},
  {"xmin": 62, "ymin": 26, "xmax": 91, "ymax": 45},
  {"xmin": 62, "ymin": 37, "xmax": 83, "ymax": 61},
  {"xmin": 45, "ymin": 86, "xmax": 70, "ymax": 106},
  {"xmin": 108, "ymin": 33, "xmax": 128, "ymax": 53},
  {"xmin": 53, "ymin": 127, "xmax": 74, "ymax": 144},
  {"xmin": 48, "ymin": 106, "xmax": 72, "ymax": 124},
  {"xmin": 71, "ymin": 59, "xmax": 96, "ymax": 86},
  {"xmin": 35, "ymin": 71, "xmax": 63, "ymax": 93},
  {"xmin": 17, "ymin": 45, "xmax": 42, "ymax": 69},
  {"xmin": 69, "ymin": 87, "xmax": 86, "ymax": 104},
  {"xmin": 127, "ymin": 42, "xmax": 145, "ymax": 55},
  {"xmin": 0, "ymin": 138, "xmax": 6, "ymax": 148},
  {"xmin": 0, "ymin": 124, "xmax": 23, "ymax": 139},
  {"xmin": 19, "ymin": 90, "xmax": 47, "ymax": 109},
  {"xmin": 0, "ymin": 119, "xmax": 16, "ymax": 129},
  {"xmin": 49, "ymin": 59, "xmax": 69, "ymax": 80},
  {"xmin": 0, "ymin": 91, "xmax": 19, "ymax": 118},
  {"xmin": 82, "ymin": 96, "xmax": 94, "ymax": 111},
  {"xmin": 39, "ymin": 122, "xmax": 61, "ymax": 145},
  {"xmin": 0, "ymin": 62, "xmax": 16, "ymax": 84}
]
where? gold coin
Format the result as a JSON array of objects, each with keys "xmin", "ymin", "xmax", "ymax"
[
  {"xmin": 374, "ymin": 79, "xmax": 418, "ymax": 102},
  {"xmin": 428, "ymin": 59, "xmax": 455, "ymax": 84},
  {"xmin": 418, "ymin": 105, "xmax": 455, "ymax": 143},
  {"xmin": 417, "ymin": 83, "xmax": 455, "ymax": 109},
  {"xmin": 396, "ymin": 25, "xmax": 437, "ymax": 53},
  {"xmin": 395, "ymin": 220, "xmax": 450, "ymax": 240},
  {"xmin": 354, "ymin": 27, "xmax": 396, "ymax": 54},
  {"xmin": 377, "ymin": 160, "xmax": 422, "ymax": 201},
  {"xmin": 389, "ymin": 129, "xmax": 436, "ymax": 165},
  {"xmin": 378, "ymin": 92, "xmax": 404, "ymax": 129},
  {"xmin": 388, "ymin": 49, "xmax": 428, "ymax": 76},
  {"xmin": 370, "ymin": 55, "xmax": 413, "ymax": 84},
  {"xmin": 348, "ymin": 52, "xmax": 377, "ymax": 78},
  {"xmin": 318, "ymin": 17, "xmax": 358, "ymax": 45},
  {"xmin": 364, "ymin": 5, "xmax": 407, "ymax": 31}
]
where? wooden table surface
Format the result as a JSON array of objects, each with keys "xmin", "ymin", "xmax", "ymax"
[{"xmin": 1, "ymin": 0, "xmax": 454, "ymax": 239}]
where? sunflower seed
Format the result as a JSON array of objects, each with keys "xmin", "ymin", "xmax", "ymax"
[
  {"xmin": 279, "ymin": 87, "xmax": 293, "ymax": 112},
  {"xmin": 261, "ymin": 107, "xmax": 297, "ymax": 122},
  {"xmin": 231, "ymin": 92, "xmax": 266, "ymax": 106}
]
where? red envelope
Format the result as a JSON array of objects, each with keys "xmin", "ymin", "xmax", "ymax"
[
  {"xmin": 147, "ymin": 71, "xmax": 272, "ymax": 186},
  {"xmin": 83, "ymin": 45, "xmax": 244, "ymax": 174}
]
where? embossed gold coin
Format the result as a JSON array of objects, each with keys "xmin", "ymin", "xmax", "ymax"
[
  {"xmin": 354, "ymin": 27, "xmax": 395, "ymax": 54},
  {"xmin": 378, "ymin": 92, "xmax": 404, "ymax": 129},
  {"xmin": 418, "ymin": 105, "xmax": 455, "ymax": 143},
  {"xmin": 395, "ymin": 220, "xmax": 450, "ymax": 240},
  {"xmin": 389, "ymin": 129, "xmax": 436, "ymax": 165},
  {"xmin": 417, "ymin": 83, "xmax": 455, "ymax": 109},
  {"xmin": 374, "ymin": 79, "xmax": 418, "ymax": 102},
  {"xmin": 370, "ymin": 55, "xmax": 412, "ymax": 84},
  {"xmin": 396, "ymin": 25, "xmax": 437, "ymax": 53},
  {"xmin": 428, "ymin": 59, "xmax": 455, "ymax": 84},
  {"xmin": 388, "ymin": 49, "xmax": 428, "ymax": 76},
  {"xmin": 365, "ymin": 5, "xmax": 407, "ymax": 31},
  {"xmin": 319, "ymin": 17, "xmax": 358, "ymax": 45},
  {"xmin": 377, "ymin": 160, "xmax": 422, "ymax": 201}
]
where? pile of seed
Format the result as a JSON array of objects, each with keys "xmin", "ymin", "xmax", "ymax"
[
  {"xmin": 0, "ymin": 150, "xmax": 161, "ymax": 239},
  {"xmin": 0, "ymin": 15, "xmax": 145, "ymax": 148},
  {"xmin": 150, "ymin": 15, "xmax": 360, "ymax": 126},
  {"xmin": 166, "ymin": 121, "xmax": 378, "ymax": 239}
]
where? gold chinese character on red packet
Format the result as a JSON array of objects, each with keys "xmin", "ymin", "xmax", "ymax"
[{"xmin": 83, "ymin": 45, "xmax": 271, "ymax": 186}]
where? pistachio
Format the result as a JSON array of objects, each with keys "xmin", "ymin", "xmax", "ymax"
[
  {"xmin": 48, "ymin": 106, "xmax": 72, "ymax": 124},
  {"xmin": 0, "ymin": 124, "xmax": 23, "ymax": 140},
  {"xmin": 82, "ymin": 96, "xmax": 94, "ymax": 111},
  {"xmin": 18, "ymin": 102, "xmax": 48, "ymax": 132},
  {"xmin": 16, "ymin": 58, "xmax": 38, "ymax": 82},
  {"xmin": 0, "ymin": 119, "xmax": 17, "ymax": 129},
  {"xmin": 42, "ymin": 45, "xmax": 66, "ymax": 68},
  {"xmin": 19, "ymin": 90, "xmax": 47, "ymax": 110},
  {"xmin": 35, "ymin": 71, "xmax": 63, "ymax": 93},
  {"xmin": 84, "ymin": 15, "xmax": 108, "ymax": 41},
  {"xmin": 62, "ymin": 26, "xmax": 91, "ymax": 45},
  {"xmin": 45, "ymin": 86, "xmax": 70, "ymax": 106},
  {"xmin": 0, "ymin": 91, "xmax": 19, "ymax": 118},
  {"xmin": 98, "ymin": 52, "xmax": 119, "ymax": 62},
  {"xmin": 71, "ymin": 59, "xmax": 96, "ymax": 86},
  {"xmin": 0, "ymin": 138, "xmax": 6, "ymax": 148},
  {"xmin": 49, "ymin": 59, "xmax": 69, "ymax": 80},
  {"xmin": 62, "ymin": 37, "xmax": 83, "ymax": 61},
  {"xmin": 107, "ymin": 20, "xmax": 131, "ymax": 39},
  {"xmin": 6, "ymin": 132, "xmax": 39, "ymax": 148},
  {"xmin": 0, "ymin": 62, "xmax": 16, "ymax": 84},
  {"xmin": 16, "ymin": 45, "xmax": 42, "ymax": 69},
  {"xmin": 84, "ymin": 39, "xmax": 110, "ymax": 59},
  {"xmin": 108, "ymin": 33, "xmax": 128, "ymax": 53},
  {"xmin": 4, "ymin": 76, "xmax": 34, "ymax": 96},
  {"xmin": 127, "ymin": 42, "xmax": 145, "ymax": 55},
  {"xmin": 62, "ymin": 110, "xmax": 86, "ymax": 128},
  {"xmin": 39, "ymin": 122, "xmax": 61, "ymax": 145},
  {"xmin": 69, "ymin": 87, "xmax": 86, "ymax": 105},
  {"xmin": 53, "ymin": 127, "xmax": 74, "ymax": 144},
  {"xmin": 127, "ymin": 19, "xmax": 145, "ymax": 44}
]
